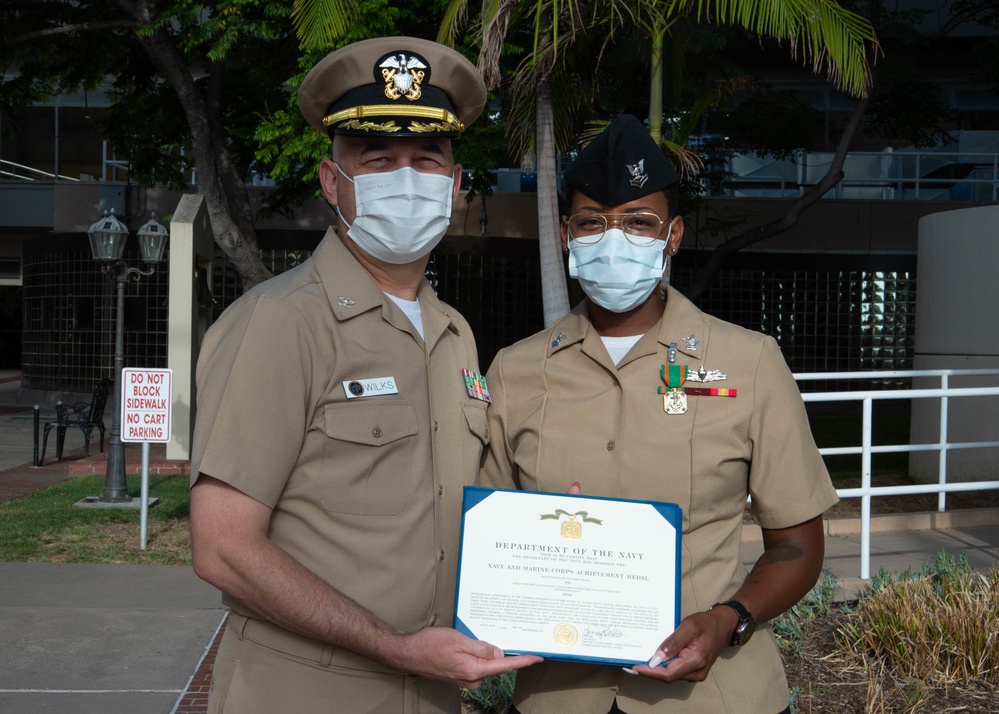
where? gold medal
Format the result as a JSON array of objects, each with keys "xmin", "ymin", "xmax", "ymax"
[{"xmin": 665, "ymin": 389, "xmax": 687, "ymax": 414}]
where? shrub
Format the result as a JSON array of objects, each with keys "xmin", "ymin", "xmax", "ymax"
[
  {"xmin": 836, "ymin": 551, "xmax": 999, "ymax": 684},
  {"xmin": 773, "ymin": 568, "xmax": 839, "ymax": 654},
  {"xmin": 462, "ymin": 671, "xmax": 515, "ymax": 714}
]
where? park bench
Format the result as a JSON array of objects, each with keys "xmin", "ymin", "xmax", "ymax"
[{"xmin": 39, "ymin": 378, "xmax": 112, "ymax": 464}]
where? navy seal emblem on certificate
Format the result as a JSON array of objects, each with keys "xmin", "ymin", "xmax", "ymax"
[{"xmin": 454, "ymin": 487, "xmax": 682, "ymax": 666}]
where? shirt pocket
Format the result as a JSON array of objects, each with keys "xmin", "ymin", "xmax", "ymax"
[{"xmin": 319, "ymin": 401, "xmax": 418, "ymax": 515}]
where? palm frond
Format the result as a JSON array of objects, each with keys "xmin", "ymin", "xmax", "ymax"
[
  {"xmin": 290, "ymin": 0, "xmax": 355, "ymax": 50},
  {"xmin": 437, "ymin": 0, "xmax": 470, "ymax": 46},
  {"xmin": 680, "ymin": 0, "xmax": 878, "ymax": 97}
]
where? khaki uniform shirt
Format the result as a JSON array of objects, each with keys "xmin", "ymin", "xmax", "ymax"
[
  {"xmin": 192, "ymin": 232, "xmax": 489, "ymax": 707},
  {"xmin": 480, "ymin": 286, "xmax": 838, "ymax": 714}
]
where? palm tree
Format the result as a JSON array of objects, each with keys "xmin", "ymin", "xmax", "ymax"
[
  {"xmin": 440, "ymin": 1, "xmax": 635, "ymax": 325},
  {"xmin": 441, "ymin": 0, "xmax": 877, "ymax": 325}
]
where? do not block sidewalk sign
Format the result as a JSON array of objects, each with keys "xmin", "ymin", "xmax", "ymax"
[
  {"xmin": 120, "ymin": 367, "xmax": 172, "ymax": 551},
  {"xmin": 121, "ymin": 368, "xmax": 172, "ymax": 443}
]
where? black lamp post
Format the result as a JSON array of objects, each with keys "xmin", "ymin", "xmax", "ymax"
[{"xmin": 86, "ymin": 210, "xmax": 169, "ymax": 503}]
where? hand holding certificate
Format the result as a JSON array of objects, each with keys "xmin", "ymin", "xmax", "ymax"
[{"xmin": 454, "ymin": 487, "xmax": 682, "ymax": 666}]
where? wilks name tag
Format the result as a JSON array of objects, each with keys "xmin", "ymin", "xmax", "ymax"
[{"xmin": 341, "ymin": 376, "xmax": 399, "ymax": 399}]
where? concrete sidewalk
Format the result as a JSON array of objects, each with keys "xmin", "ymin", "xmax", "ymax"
[
  {"xmin": 0, "ymin": 563, "xmax": 225, "ymax": 714},
  {"xmin": 2, "ymin": 370, "xmax": 998, "ymax": 713}
]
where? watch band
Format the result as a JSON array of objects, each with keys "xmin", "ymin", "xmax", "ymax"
[{"xmin": 710, "ymin": 600, "xmax": 756, "ymax": 647}]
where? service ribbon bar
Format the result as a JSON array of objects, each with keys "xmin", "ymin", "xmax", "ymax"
[{"xmin": 686, "ymin": 387, "xmax": 737, "ymax": 397}]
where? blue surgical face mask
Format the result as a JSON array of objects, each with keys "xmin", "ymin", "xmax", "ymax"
[{"xmin": 568, "ymin": 226, "xmax": 671, "ymax": 313}]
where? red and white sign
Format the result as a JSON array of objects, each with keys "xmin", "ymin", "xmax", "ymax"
[{"xmin": 121, "ymin": 368, "xmax": 173, "ymax": 443}]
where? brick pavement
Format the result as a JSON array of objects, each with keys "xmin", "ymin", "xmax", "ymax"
[
  {"xmin": 0, "ymin": 443, "xmax": 190, "ymax": 503},
  {"xmin": 173, "ymin": 616, "xmax": 227, "ymax": 714}
]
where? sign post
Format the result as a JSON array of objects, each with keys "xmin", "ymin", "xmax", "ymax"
[{"xmin": 121, "ymin": 368, "xmax": 173, "ymax": 549}]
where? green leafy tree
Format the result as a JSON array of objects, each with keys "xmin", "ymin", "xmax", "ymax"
[{"xmin": 1, "ymin": 0, "xmax": 300, "ymax": 290}]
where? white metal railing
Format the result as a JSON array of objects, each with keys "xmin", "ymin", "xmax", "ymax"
[
  {"xmin": 0, "ymin": 159, "xmax": 80, "ymax": 182},
  {"xmin": 724, "ymin": 149, "xmax": 999, "ymax": 201},
  {"xmin": 794, "ymin": 369, "xmax": 999, "ymax": 578}
]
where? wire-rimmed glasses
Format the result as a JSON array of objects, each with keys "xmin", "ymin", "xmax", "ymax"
[{"xmin": 567, "ymin": 212, "xmax": 668, "ymax": 246}]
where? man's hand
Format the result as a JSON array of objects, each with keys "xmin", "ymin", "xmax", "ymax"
[
  {"xmin": 392, "ymin": 627, "xmax": 542, "ymax": 689},
  {"xmin": 628, "ymin": 607, "xmax": 734, "ymax": 683}
]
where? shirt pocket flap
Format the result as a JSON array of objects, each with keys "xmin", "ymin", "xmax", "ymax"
[
  {"xmin": 462, "ymin": 404, "xmax": 490, "ymax": 445},
  {"xmin": 325, "ymin": 402, "xmax": 418, "ymax": 447}
]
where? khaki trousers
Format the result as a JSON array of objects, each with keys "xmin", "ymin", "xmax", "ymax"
[{"xmin": 207, "ymin": 612, "xmax": 460, "ymax": 714}]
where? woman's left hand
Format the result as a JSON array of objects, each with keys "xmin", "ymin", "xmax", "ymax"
[{"xmin": 628, "ymin": 606, "xmax": 735, "ymax": 682}]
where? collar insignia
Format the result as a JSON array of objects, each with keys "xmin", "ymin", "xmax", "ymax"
[
  {"xmin": 379, "ymin": 52, "xmax": 428, "ymax": 101},
  {"xmin": 551, "ymin": 332, "xmax": 566, "ymax": 348},
  {"xmin": 682, "ymin": 333, "xmax": 701, "ymax": 350},
  {"xmin": 337, "ymin": 296, "xmax": 355, "ymax": 308},
  {"xmin": 626, "ymin": 159, "xmax": 649, "ymax": 188}
]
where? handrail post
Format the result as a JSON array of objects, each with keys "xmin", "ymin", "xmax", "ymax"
[
  {"xmin": 915, "ymin": 153, "xmax": 921, "ymax": 200},
  {"xmin": 32, "ymin": 405, "xmax": 40, "ymax": 467},
  {"xmin": 861, "ymin": 397, "xmax": 873, "ymax": 580},
  {"xmin": 938, "ymin": 374, "xmax": 949, "ymax": 512},
  {"xmin": 994, "ymin": 155, "xmax": 998, "ymax": 202}
]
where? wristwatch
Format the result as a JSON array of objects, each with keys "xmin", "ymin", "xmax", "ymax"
[{"xmin": 710, "ymin": 600, "xmax": 756, "ymax": 647}]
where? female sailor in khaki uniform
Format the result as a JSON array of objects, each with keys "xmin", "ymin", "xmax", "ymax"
[{"xmin": 479, "ymin": 115, "xmax": 839, "ymax": 714}]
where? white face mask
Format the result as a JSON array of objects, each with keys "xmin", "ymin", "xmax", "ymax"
[
  {"xmin": 568, "ymin": 227, "xmax": 671, "ymax": 313},
  {"xmin": 335, "ymin": 164, "xmax": 454, "ymax": 264}
]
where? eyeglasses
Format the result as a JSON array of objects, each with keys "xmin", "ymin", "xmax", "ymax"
[{"xmin": 567, "ymin": 212, "xmax": 668, "ymax": 246}]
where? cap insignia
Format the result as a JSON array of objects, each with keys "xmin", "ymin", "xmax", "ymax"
[
  {"xmin": 379, "ymin": 52, "xmax": 427, "ymax": 101},
  {"xmin": 627, "ymin": 159, "xmax": 648, "ymax": 189}
]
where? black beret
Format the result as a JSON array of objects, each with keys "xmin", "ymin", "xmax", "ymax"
[
  {"xmin": 563, "ymin": 115, "xmax": 679, "ymax": 205},
  {"xmin": 299, "ymin": 37, "xmax": 487, "ymax": 139}
]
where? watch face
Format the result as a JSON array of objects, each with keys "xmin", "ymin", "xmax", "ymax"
[{"xmin": 733, "ymin": 619, "xmax": 756, "ymax": 646}]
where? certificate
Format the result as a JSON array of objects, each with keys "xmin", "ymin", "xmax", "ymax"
[{"xmin": 454, "ymin": 487, "xmax": 682, "ymax": 666}]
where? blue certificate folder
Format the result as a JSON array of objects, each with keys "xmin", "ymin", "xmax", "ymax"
[{"xmin": 454, "ymin": 486, "xmax": 682, "ymax": 667}]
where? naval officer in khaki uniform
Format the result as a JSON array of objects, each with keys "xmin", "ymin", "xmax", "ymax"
[
  {"xmin": 190, "ymin": 37, "xmax": 540, "ymax": 714},
  {"xmin": 480, "ymin": 115, "xmax": 839, "ymax": 713}
]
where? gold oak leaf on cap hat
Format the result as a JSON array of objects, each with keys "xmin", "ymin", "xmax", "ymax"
[
  {"xmin": 298, "ymin": 36, "xmax": 487, "ymax": 139},
  {"xmin": 563, "ymin": 114, "xmax": 679, "ymax": 206}
]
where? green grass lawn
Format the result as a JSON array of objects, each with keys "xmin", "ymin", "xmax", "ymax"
[{"xmin": 0, "ymin": 473, "xmax": 192, "ymax": 564}]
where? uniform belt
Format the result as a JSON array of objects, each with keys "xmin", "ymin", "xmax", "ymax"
[{"xmin": 227, "ymin": 611, "xmax": 398, "ymax": 674}]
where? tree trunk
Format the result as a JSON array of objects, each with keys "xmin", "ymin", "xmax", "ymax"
[
  {"xmin": 684, "ymin": 97, "xmax": 870, "ymax": 300},
  {"xmin": 119, "ymin": 0, "xmax": 272, "ymax": 291},
  {"xmin": 648, "ymin": 26, "xmax": 665, "ymax": 143},
  {"xmin": 535, "ymin": 76, "xmax": 571, "ymax": 326}
]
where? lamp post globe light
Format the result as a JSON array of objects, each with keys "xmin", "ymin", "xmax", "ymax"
[{"xmin": 86, "ymin": 210, "xmax": 169, "ymax": 503}]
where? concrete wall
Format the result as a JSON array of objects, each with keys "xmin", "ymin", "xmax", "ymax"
[
  {"xmin": 4, "ymin": 180, "xmax": 972, "ymax": 254},
  {"xmin": 910, "ymin": 204, "xmax": 999, "ymax": 483},
  {"xmin": 35, "ymin": 182, "xmax": 545, "ymax": 241}
]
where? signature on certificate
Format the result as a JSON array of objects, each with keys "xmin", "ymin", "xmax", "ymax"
[{"xmin": 584, "ymin": 625, "xmax": 624, "ymax": 639}]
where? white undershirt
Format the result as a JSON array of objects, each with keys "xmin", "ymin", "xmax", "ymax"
[
  {"xmin": 384, "ymin": 292, "xmax": 424, "ymax": 339},
  {"xmin": 600, "ymin": 334, "xmax": 643, "ymax": 365}
]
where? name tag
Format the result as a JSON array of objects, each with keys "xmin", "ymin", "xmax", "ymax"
[{"xmin": 342, "ymin": 376, "xmax": 399, "ymax": 399}]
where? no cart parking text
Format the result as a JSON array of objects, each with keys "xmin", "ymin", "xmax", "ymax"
[{"xmin": 121, "ymin": 368, "xmax": 173, "ymax": 443}]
